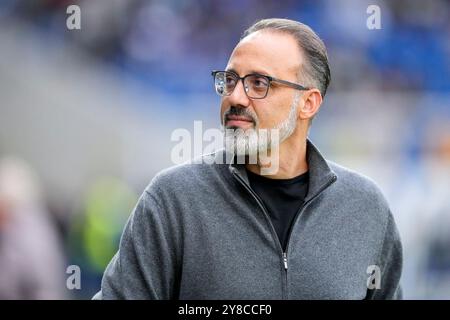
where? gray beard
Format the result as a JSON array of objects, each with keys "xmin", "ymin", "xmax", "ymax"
[{"xmin": 222, "ymin": 93, "xmax": 300, "ymax": 157}]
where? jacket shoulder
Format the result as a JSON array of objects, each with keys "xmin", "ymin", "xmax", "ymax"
[
  {"xmin": 144, "ymin": 150, "xmax": 228, "ymax": 195},
  {"xmin": 327, "ymin": 160, "xmax": 390, "ymax": 210}
]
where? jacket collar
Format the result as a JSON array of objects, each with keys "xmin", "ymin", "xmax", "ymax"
[{"xmin": 227, "ymin": 139, "xmax": 337, "ymax": 201}]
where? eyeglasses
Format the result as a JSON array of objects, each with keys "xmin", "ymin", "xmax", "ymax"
[{"xmin": 211, "ymin": 70, "xmax": 309, "ymax": 99}]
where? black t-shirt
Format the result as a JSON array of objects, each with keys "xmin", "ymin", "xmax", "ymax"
[{"xmin": 246, "ymin": 169, "xmax": 309, "ymax": 252}]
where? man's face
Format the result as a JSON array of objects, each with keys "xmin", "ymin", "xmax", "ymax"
[{"xmin": 220, "ymin": 30, "xmax": 304, "ymax": 133}]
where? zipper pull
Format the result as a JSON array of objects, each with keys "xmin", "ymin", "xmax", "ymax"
[{"xmin": 283, "ymin": 252, "xmax": 288, "ymax": 270}]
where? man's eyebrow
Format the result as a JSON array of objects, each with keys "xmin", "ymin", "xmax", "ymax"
[
  {"xmin": 225, "ymin": 68, "xmax": 273, "ymax": 77},
  {"xmin": 225, "ymin": 68, "xmax": 239, "ymax": 76}
]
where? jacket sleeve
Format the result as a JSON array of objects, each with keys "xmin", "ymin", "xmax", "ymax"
[
  {"xmin": 93, "ymin": 189, "xmax": 180, "ymax": 300},
  {"xmin": 366, "ymin": 211, "xmax": 403, "ymax": 300}
]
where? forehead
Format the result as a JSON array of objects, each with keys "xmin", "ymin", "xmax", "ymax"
[{"xmin": 227, "ymin": 30, "xmax": 302, "ymax": 77}]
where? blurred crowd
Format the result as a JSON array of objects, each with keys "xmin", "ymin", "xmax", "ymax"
[
  {"xmin": 2, "ymin": 0, "xmax": 450, "ymax": 95},
  {"xmin": 0, "ymin": 0, "xmax": 449, "ymax": 299}
]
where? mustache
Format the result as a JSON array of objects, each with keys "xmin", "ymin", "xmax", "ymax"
[{"xmin": 223, "ymin": 106, "xmax": 257, "ymax": 125}]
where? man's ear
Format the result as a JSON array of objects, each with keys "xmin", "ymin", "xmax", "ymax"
[{"xmin": 298, "ymin": 89, "xmax": 322, "ymax": 121}]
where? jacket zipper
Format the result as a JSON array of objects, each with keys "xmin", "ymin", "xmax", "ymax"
[
  {"xmin": 283, "ymin": 252, "xmax": 288, "ymax": 269},
  {"xmin": 232, "ymin": 172, "xmax": 288, "ymax": 298},
  {"xmin": 282, "ymin": 174, "xmax": 337, "ymax": 298},
  {"xmin": 233, "ymin": 169, "xmax": 337, "ymax": 299},
  {"xmin": 232, "ymin": 172, "xmax": 283, "ymax": 253},
  {"xmin": 282, "ymin": 251, "xmax": 288, "ymax": 298},
  {"xmin": 284, "ymin": 174, "xmax": 338, "ymax": 257}
]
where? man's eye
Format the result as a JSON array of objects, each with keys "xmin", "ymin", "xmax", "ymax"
[
  {"xmin": 251, "ymin": 77, "xmax": 268, "ymax": 88},
  {"xmin": 225, "ymin": 76, "xmax": 236, "ymax": 85}
]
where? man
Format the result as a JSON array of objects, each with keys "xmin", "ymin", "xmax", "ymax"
[{"xmin": 94, "ymin": 18, "xmax": 402, "ymax": 299}]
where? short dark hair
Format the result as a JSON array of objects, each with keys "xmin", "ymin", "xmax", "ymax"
[{"xmin": 241, "ymin": 18, "xmax": 331, "ymax": 98}]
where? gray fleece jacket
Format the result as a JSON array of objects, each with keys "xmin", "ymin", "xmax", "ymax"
[{"xmin": 94, "ymin": 139, "xmax": 403, "ymax": 300}]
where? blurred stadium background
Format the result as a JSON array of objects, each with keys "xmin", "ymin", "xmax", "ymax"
[{"xmin": 0, "ymin": 0, "xmax": 449, "ymax": 299}]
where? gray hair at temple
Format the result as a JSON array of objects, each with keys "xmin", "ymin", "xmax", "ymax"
[{"xmin": 241, "ymin": 18, "xmax": 331, "ymax": 98}]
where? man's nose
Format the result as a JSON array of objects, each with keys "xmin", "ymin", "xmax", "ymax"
[{"xmin": 228, "ymin": 79, "xmax": 251, "ymax": 107}]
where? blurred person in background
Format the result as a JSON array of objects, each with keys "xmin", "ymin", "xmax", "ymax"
[
  {"xmin": 0, "ymin": 156, "xmax": 66, "ymax": 299},
  {"xmin": 67, "ymin": 177, "xmax": 137, "ymax": 298}
]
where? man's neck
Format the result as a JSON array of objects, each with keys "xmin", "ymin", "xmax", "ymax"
[{"xmin": 245, "ymin": 130, "xmax": 308, "ymax": 179}]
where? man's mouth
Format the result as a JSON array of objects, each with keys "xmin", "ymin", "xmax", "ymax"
[{"xmin": 225, "ymin": 115, "xmax": 254, "ymax": 128}]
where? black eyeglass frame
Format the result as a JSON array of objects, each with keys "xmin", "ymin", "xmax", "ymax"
[{"xmin": 211, "ymin": 70, "xmax": 310, "ymax": 99}]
